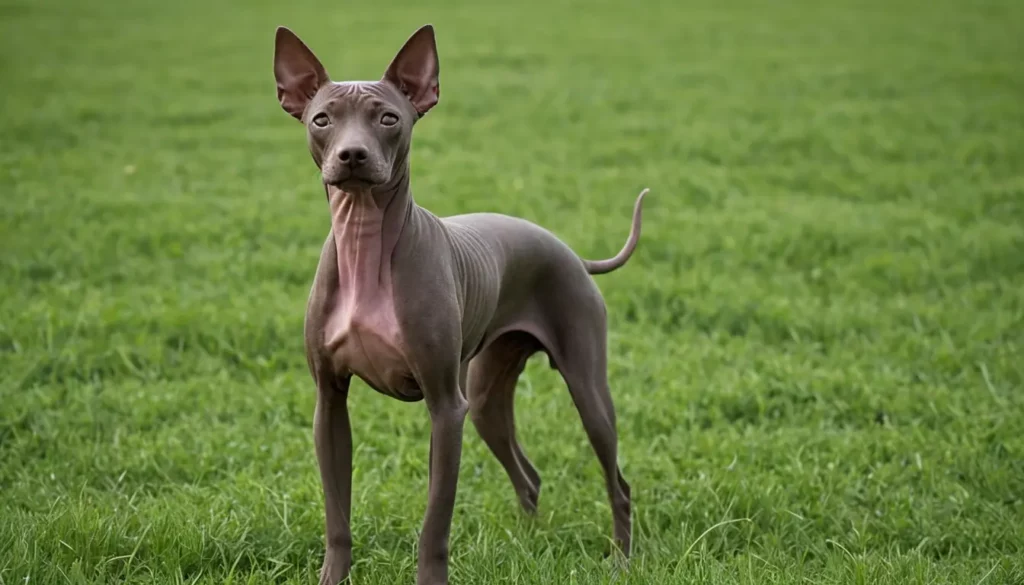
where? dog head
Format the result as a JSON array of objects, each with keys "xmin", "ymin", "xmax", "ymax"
[{"xmin": 273, "ymin": 25, "xmax": 439, "ymax": 192}]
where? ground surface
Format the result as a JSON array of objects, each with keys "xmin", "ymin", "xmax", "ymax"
[{"xmin": 2, "ymin": 0, "xmax": 1023, "ymax": 583}]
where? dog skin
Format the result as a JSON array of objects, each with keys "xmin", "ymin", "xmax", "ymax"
[{"xmin": 273, "ymin": 24, "xmax": 647, "ymax": 585}]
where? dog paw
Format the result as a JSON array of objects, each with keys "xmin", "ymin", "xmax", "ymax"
[
  {"xmin": 518, "ymin": 483, "xmax": 541, "ymax": 515},
  {"xmin": 601, "ymin": 536, "xmax": 631, "ymax": 565},
  {"xmin": 318, "ymin": 549, "xmax": 351, "ymax": 585}
]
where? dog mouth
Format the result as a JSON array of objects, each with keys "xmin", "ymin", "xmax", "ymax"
[
  {"xmin": 327, "ymin": 176, "xmax": 375, "ymax": 189},
  {"xmin": 323, "ymin": 171, "xmax": 385, "ymax": 190}
]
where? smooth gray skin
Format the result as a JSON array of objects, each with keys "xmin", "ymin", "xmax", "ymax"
[{"xmin": 274, "ymin": 24, "xmax": 647, "ymax": 585}]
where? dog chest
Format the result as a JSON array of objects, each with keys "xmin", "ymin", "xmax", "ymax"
[{"xmin": 322, "ymin": 299, "xmax": 421, "ymax": 401}]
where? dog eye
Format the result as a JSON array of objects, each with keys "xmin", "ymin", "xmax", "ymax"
[
  {"xmin": 312, "ymin": 113, "xmax": 330, "ymax": 128},
  {"xmin": 380, "ymin": 113, "xmax": 399, "ymax": 126}
]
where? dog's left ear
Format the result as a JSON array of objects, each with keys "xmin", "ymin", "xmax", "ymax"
[{"xmin": 382, "ymin": 24, "xmax": 439, "ymax": 116}]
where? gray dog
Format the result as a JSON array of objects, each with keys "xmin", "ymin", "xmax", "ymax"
[{"xmin": 273, "ymin": 24, "xmax": 647, "ymax": 585}]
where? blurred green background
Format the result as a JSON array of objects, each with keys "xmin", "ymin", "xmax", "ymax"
[{"xmin": 1, "ymin": 0, "xmax": 1022, "ymax": 583}]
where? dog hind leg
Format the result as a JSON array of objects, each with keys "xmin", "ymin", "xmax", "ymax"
[{"xmin": 467, "ymin": 331, "xmax": 543, "ymax": 513}]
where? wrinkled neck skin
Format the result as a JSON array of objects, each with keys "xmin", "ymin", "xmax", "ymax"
[{"xmin": 327, "ymin": 158, "xmax": 413, "ymax": 301}]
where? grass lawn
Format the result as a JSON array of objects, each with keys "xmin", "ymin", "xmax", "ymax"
[{"xmin": 2, "ymin": 0, "xmax": 1023, "ymax": 582}]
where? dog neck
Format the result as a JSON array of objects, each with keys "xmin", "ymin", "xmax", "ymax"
[{"xmin": 327, "ymin": 165, "xmax": 413, "ymax": 301}]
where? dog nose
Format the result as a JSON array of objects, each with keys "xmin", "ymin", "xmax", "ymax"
[{"xmin": 338, "ymin": 146, "xmax": 369, "ymax": 166}]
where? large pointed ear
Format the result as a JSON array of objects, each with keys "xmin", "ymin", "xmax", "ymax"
[
  {"xmin": 274, "ymin": 27, "xmax": 330, "ymax": 120},
  {"xmin": 382, "ymin": 25, "xmax": 439, "ymax": 116}
]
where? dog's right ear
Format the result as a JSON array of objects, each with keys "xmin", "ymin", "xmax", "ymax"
[{"xmin": 274, "ymin": 27, "xmax": 331, "ymax": 121}]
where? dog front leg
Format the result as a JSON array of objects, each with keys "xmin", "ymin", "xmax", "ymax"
[
  {"xmin": 417, "ymin": 379, "xmax": 469, "ymax": 585},
  {"xmin": 315, "ymin": 376, "xmax": 353, "ymax": 585}
]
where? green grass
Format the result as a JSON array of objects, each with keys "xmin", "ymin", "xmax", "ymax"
[{"xmin": 2, "ymin": 0, "xmax": 1023, "ymax": 583}]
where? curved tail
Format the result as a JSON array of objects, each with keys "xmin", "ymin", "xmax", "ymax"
[{"xmin": 582, "ymin": 188, "xmax": 648, "ymax": 275}]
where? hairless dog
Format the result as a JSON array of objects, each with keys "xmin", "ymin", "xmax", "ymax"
[{"xmin": 273, "ymin": 24, "xmax": 647, "ymax": 585}]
